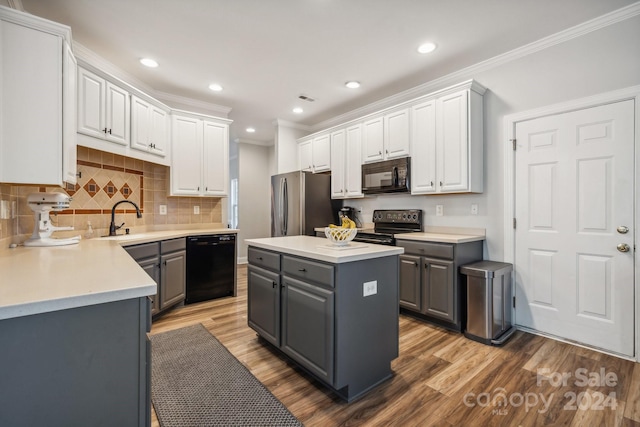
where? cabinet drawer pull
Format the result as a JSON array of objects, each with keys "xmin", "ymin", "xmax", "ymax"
[
  {"xmin": 298, "ymin": 268, "xmax": 306, "ymax": 272},
  {"xmin": 256, "ymin": 256, "xmax": 263, "ymax": 260}
]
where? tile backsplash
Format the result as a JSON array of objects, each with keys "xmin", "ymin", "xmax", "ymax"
[{"xmin": 0, "ymin": 146, "xmax": 223, "ymax": 244}]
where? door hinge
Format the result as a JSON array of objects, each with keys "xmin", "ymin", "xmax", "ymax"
[
  {"xmin": 513, "ymin": 296, "xmax": 516, "ymax": 308},
  {"xmin": 511, "ymin": 139, "xmax": 516, "ymax": 151},
  {"xmin": 513, "ymin": 218, "xmax": 516, "ymax": 229}
]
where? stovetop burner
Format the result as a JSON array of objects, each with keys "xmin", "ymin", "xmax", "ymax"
[{"xmin": 353, "ymin": 209, "xmax": 423, "ymax": 246}]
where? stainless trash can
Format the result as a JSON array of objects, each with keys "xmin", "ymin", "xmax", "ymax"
[{"xmin": 461, "ymin": 261, "xmax": 516, "ymax": 346}]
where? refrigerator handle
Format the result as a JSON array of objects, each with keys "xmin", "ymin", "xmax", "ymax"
[{"xmin": 282, "ymin": 177, "xmax": 288, "ymax": 235}]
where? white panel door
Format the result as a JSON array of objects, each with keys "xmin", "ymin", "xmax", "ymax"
[
  {"xmin": 202, "ymin": 120, "xmax": 228, "ymax": 196},
  {"xmin": 514, "ymin": 100, "xmax": 634, "ymax": 356}
]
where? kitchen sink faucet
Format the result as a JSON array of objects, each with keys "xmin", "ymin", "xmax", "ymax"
[{"xmin": 109, "ymin": 200, "xmax": 142, "ymax": 236}]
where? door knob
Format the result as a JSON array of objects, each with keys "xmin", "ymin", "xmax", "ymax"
[
  {"xmin": 617, "ymin": 243, "xmax": 630, "ymax": 253},
  {"xmin": 617, "ymin": 226, "xmax": 629, "ymax": 234}
]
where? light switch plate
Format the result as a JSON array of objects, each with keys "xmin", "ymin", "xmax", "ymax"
[
  {"xmin": 363, "ymin": 280, "xmax": 377, "ymax": 297},
  {"xmin": 471, "ymin": 204, "xmax": 478, "ymax": 215},
  {"xmin": 159, "ymin": 205, "xmax": 167, "ymax": 215},
  {"xmin": 436, "ymin": 205, "xmax": 443, "ymax": 216}
]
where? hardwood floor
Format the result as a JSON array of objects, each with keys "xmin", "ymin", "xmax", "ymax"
[{"xmin": 150, "ymin": 265, "xmax": 640, "ymax": 426}]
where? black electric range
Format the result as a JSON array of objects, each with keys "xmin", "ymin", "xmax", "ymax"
[{"xmin": 353, "ymin": 209, "xmax": 423, "ymax": 246}]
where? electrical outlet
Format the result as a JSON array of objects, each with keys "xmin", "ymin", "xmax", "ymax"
[
  {"xmin": 193, "ymin": 205, "xmax": 200, "ymax": 215},
  {"xmin": 363, "ymin": 280, "xmax": 377, "ymax": 297},
  {"xmin": 357, "ymin": 206, "xmax": 363, "ymax": 213},
  {"xmin": 436, "ymin": 205, "xmax": 444, "ymax": 216},
  {"xmin": 471, "ymin": 204, "xmax": 478, "ymax": 215},
  {"xmin": 0, "ymin": 200, "xmax": 8, "ymax": 219},
  {"xmin": 159, "ymin": 205, "xmax": 167, "ymax": 215}
]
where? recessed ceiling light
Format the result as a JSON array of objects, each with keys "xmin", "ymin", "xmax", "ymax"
[
  {"xmin": 293, "ymin": 107, "xmax": 303, "ymax": 114},
  {"xmin": 140, "ymin": 58, "xmax": 158, "ymax": 68},
  {"xmin": 345, "ymin": 81, "xmax": 360, "ymax": 89},
  {"xmin": 246, "ymin": 127, "xmax": 256, "ymax": 133},
  {"xmin": 208, "ymin": 83, "xmax": 223, "ymax": 92},
  {"xmin": 417, "ymin": 42, "xmax": 437, "ymax": 54}
]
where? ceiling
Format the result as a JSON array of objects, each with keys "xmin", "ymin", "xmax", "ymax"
[{"xmin": 20, "ymin": 0, "xmax": 637, "ymax": 143}]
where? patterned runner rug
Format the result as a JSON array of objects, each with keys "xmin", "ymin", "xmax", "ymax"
[{"xmin": 151, "ymin": 323, "xmax": 302, "ymax": 426}]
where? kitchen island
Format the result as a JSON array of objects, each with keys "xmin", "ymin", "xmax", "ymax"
[{"xmin": 245, "ymin": 235, "xmax": 403, "ymax": 402}]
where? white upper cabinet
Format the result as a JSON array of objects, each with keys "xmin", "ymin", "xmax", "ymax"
[
  {"xmin": 410, "ymin": 100, "xmax": 436, "ymax": 194},
  {"xmin": 298, "ymin": 134, "xmax": 330, "ymax": 173},
  {"xmin": 131, "ymin": 95, "xmax": 168, "ymax": 157},
  {"xmin": 202, "ymin": 120, "xmax": 229, "ymax": 196},
  {"xmin": 362, "ymin": 109, "xmax": 410, "ymax": 163},
  {"xmin": 330, "ymin": 125, "xmax": 363, "ymax": 199},
  {"xmin": 78, "ymin": 67, "xmax": 130, "ymax": 146},
  {"xmin": 298, "ymin": 139, "xmax": 313, "ymax": 172},
  {"xmin": 170, "ymin": 111, "xmax": 231, "ymax": 197},
  {"xmin": 312, "ymin": 134, "xmax": 331, "ymax": 172},
  {"xmin": 330, "ymin": 130, "xmax": 346, "ymax": 198},
  {"xmin": 0, "ymin": 8, "xmax": 76, "ymax": 186},
  {"xmin": 411, "ymin": 82, "xmax": 485, "ymax": 195}
]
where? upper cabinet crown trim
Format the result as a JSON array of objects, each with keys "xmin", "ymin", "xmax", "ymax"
[{"xmin": 0, "ymin": 5, "xmax": 72, "ymax": 42}]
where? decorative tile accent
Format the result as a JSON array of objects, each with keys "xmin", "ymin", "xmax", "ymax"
[
  {"xmin": 120, "ymin": 183, "xmax": 132, "ymax": 199},
  {"xmin": 83, "ymin": 179, "xmax": 99, "ymax": 197},
  {"xmin": 103, "ymin": 181, "xmax": 118, "ymax": 198}
]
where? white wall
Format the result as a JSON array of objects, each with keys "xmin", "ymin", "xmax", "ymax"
[
  {"xmin": 237, "ymin": 142, "xmax": 271, "ymax": 262},
  {"xmin": 351, "ymin": 15, "xmax": 640, "ymax": 261},
  {"xmin": 274, "ymin": 121, "xmax": 309, "ymax": 174}
]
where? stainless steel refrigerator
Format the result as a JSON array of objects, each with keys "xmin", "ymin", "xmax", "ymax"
[{"xmin": 271, "ymin": 171, "xmax": 340, "ymax": 237}]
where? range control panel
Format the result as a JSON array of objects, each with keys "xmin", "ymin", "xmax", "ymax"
[{"xmin": 372, "ymin": 209, "xmax": 422, "ymax": 224}]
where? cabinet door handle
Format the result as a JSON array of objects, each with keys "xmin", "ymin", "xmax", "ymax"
[
  {"xmin": 440, "ymin": 181, "xmax": 443, "ymax": 187},
  {"xmin": 414, "ymin": 261, "xmax": 418, "ymax": 267},
  {"xmin": 197, "ymin": 186, "xmax": 200, "ymax": 191},
  {"xmin": 385, "ymin": 149, "xmax": 389, "ymax": 154},
  {"xmin": 108, "ymin": 129, "xmax": 112, "ymax": 134},
  {"xmin": 378, "ymin": 151, "xmax": 382, "ymax": 155},
  {"xmin": 430, "ymin": 181, "xmax": 434, "ymax": 186},
  {"xmin": 272, "ymin": 281, "xmax": 277, "ymax": 288},
  {"xmin": 103, "ymin": 128, "xmax": 108, "ymax": 134},
  {"xmin": 163, "ymin": 260, "xmax": 167, "ymax": 266}
]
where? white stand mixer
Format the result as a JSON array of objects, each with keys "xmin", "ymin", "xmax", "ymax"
[{"xmin": 24, "ymin": 192, "xmax": 81, "ymax": 247}]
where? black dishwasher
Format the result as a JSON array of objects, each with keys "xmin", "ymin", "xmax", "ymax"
[{"xmin": 186, "ymin": 234, "xmax": 236, "ymax": 304}]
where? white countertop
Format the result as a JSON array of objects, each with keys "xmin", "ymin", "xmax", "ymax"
[
  {"xmin": 0, "ymin": 228, "xmax": 237, "ymax": 321},
  {"xmin": 246, "ymin": 235, "xmax": 403, "ymax": 264}
]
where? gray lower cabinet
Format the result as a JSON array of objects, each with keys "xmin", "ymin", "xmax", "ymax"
[
  {"xmin": 397, "ymin": 239, "xmax": 483, "ymax": 330},
  {"xmin": 126, "ymin": 238, "xmax": 186, "ymax": 317},
  {"xmin": 247, "ymin": 245, "xmax": 398, "ymax": 402},
  {"xmin": 0, "ymin": 297, "xmax": 151, "ymax": 427}
]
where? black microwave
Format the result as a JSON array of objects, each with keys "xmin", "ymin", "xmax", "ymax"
[{"xmin": 362, "ymin": 157, "xmax": 410, "ymax": 195}]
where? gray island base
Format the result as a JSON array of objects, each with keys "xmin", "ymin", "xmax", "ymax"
[{"xmin": 246, "ymin": 236, "xmax": 403, "ymax": 402}]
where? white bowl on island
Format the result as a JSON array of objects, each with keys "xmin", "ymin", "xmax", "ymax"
[{"xmin": 324, "ymin": 227, "xmax": 357, "ymax": 246}]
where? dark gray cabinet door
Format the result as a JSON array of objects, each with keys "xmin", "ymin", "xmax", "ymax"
[
  {"xmin": 247, "ymin": 265, "xmax": 280, "ymax": 346},
  {"xmin": 281, "ymin": 275, "xmax": 334, "ymax": 385},
  {"xmin": 138, "ymin": 257, "xmax": 160, "ymax": 315},
  {"xmin": 422, "ymin": 258, "xmax": 455, "ymax": 322},
  {"xmin": 160, "ymin": 250, "xmax": 186, "ymax": 309},
  {"xmin": 399, "ymin": 254, "xmax": 421, "ymax": 311}
]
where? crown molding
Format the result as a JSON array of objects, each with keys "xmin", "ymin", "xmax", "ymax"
[
  {"xmin": 155, "ymin": 91, "xmax": 231, "ymax": 117},
  {"xmin": 312, "ymin": 1, "xmax": 640, "ymax": 131},
  {"xmin": 272, "ymin": 119, "xmax": 313, "ymax": 132}
]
